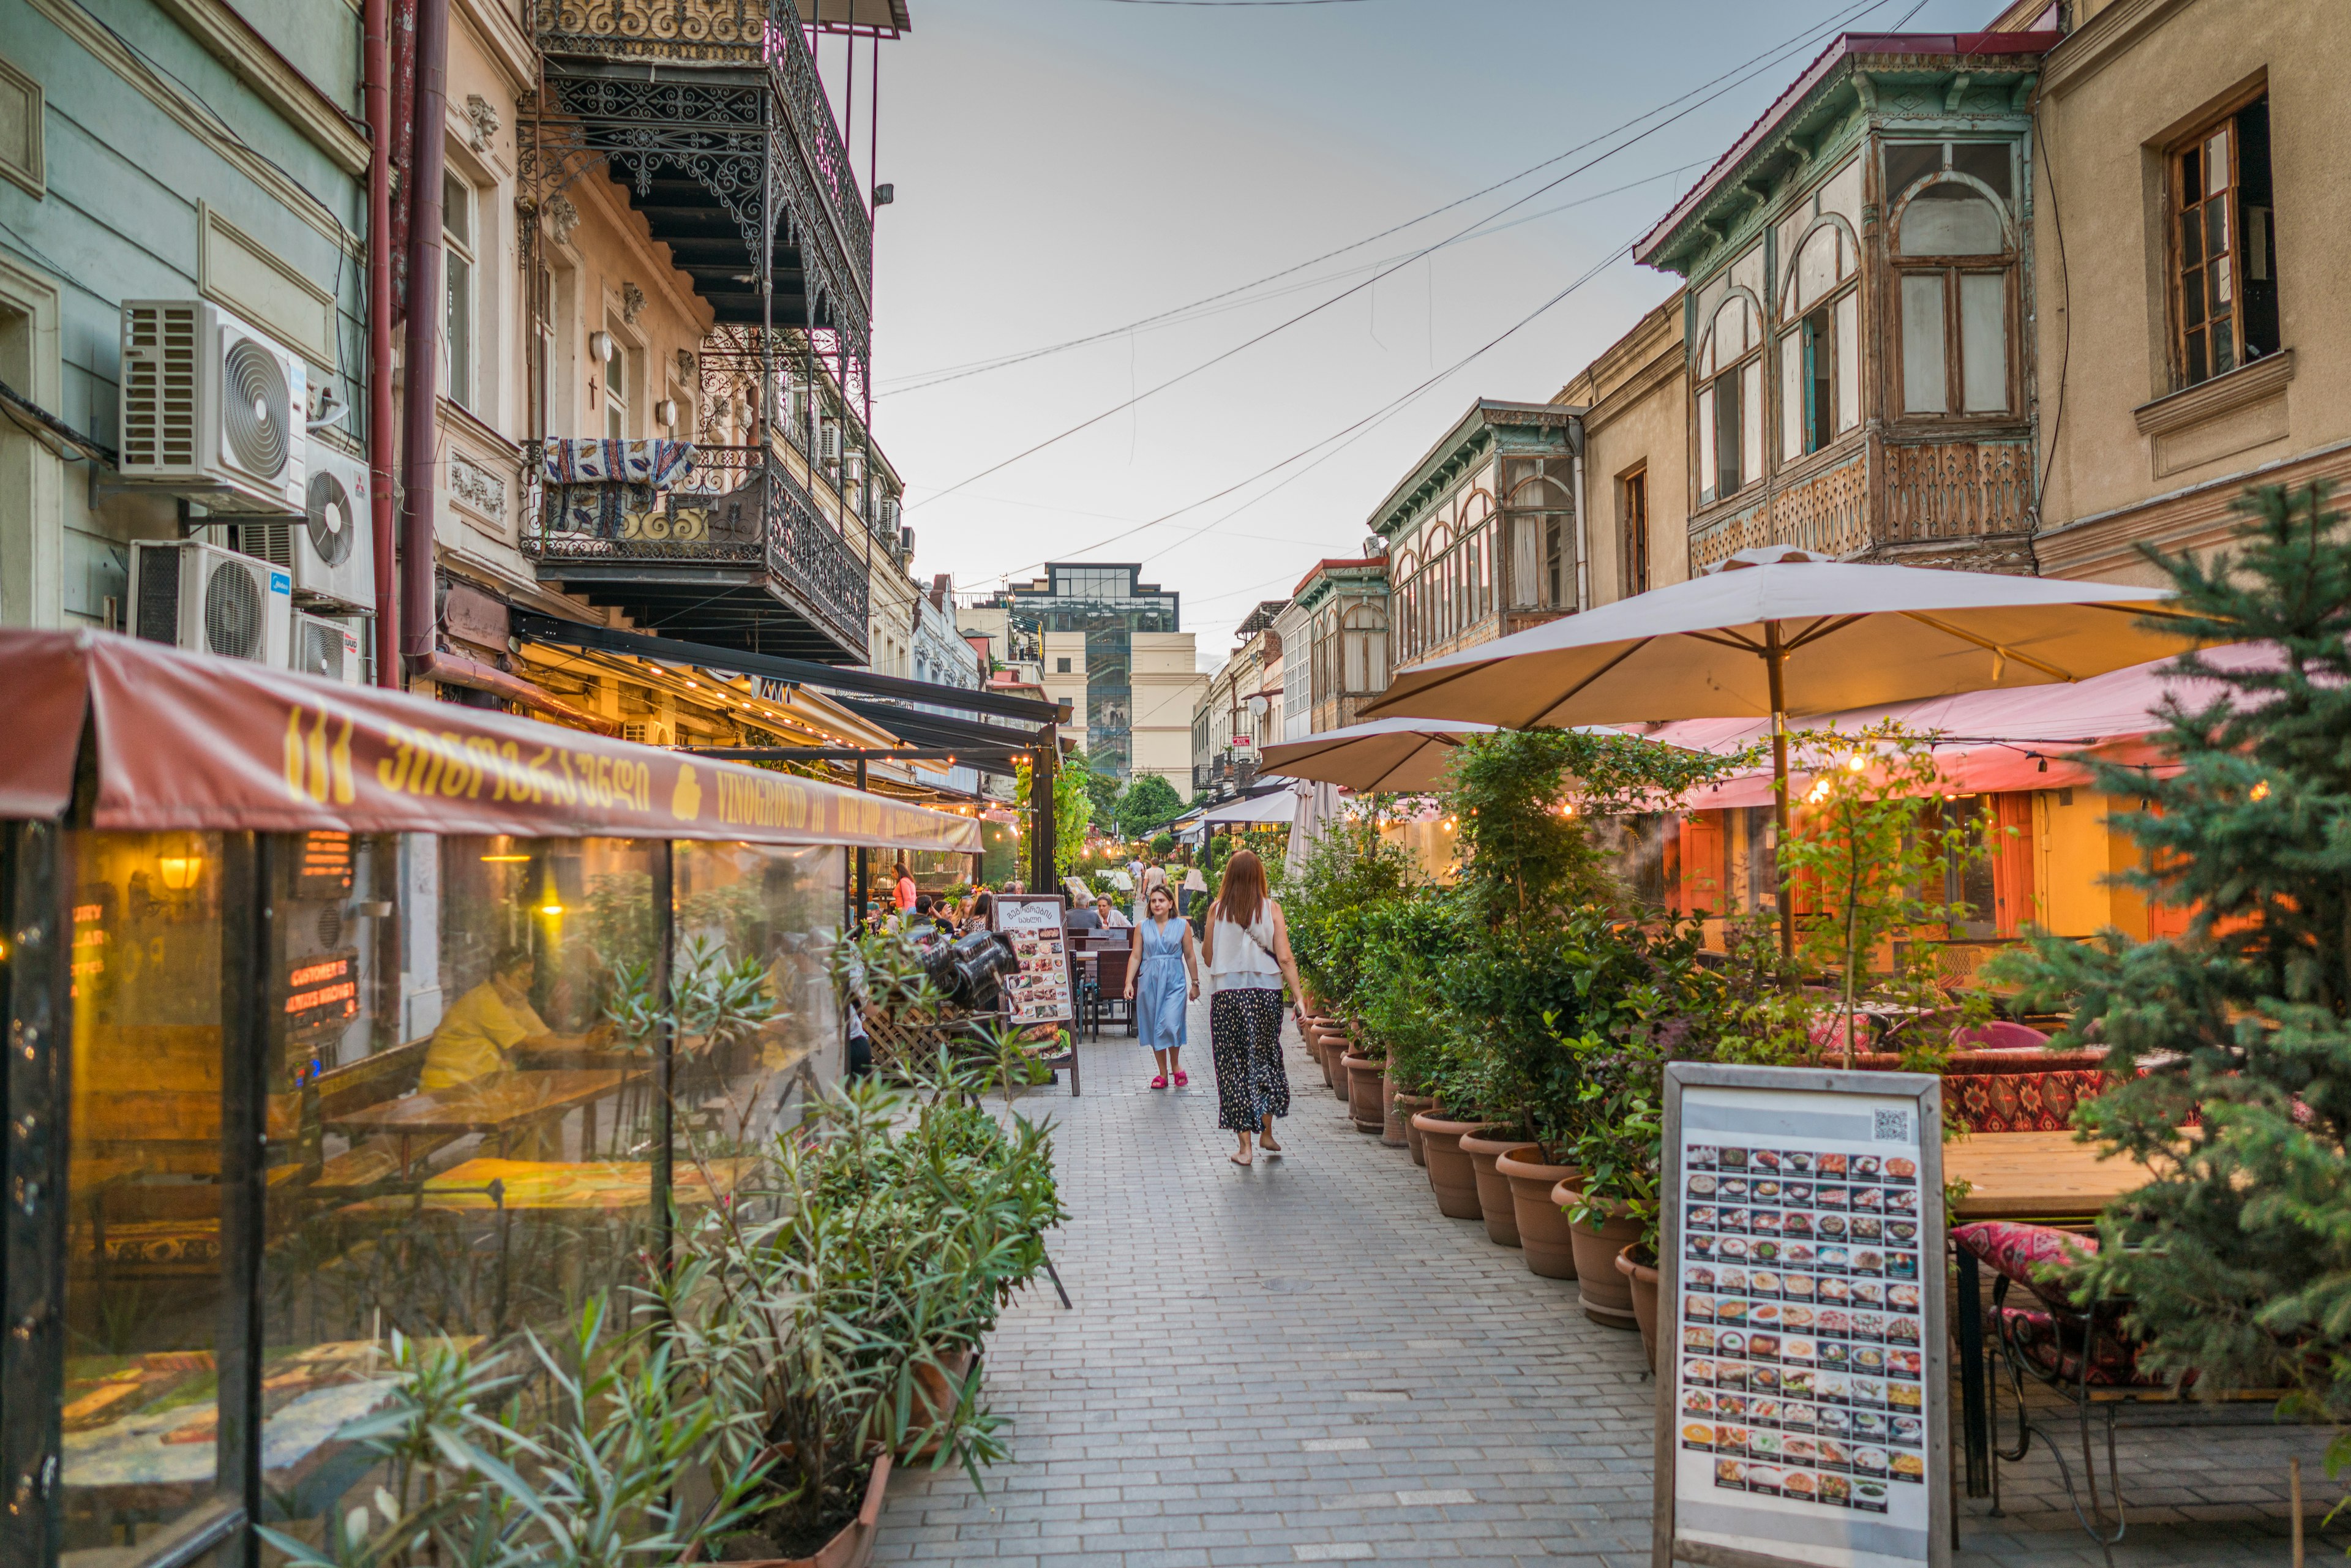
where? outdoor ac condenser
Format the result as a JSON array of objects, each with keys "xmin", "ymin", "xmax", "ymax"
[
  {"xmin": 290, "ymin": 610, "xmax": 362, "ymax": 686},
  {"xmin": 228, "ymin": 437, "xmax": 375, "ymax": 612},
  {"xmin": 118, "ymin": 300, "xmax": 308, "ymax": 514},
  {"xmin": 131, "ymin": 537, "xmax": 293, "ymax": 667}
]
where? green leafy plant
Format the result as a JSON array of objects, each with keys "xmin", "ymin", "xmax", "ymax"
[
  {"xmin": 1016, "ymin": 752, "xmax": 1095, "ymax": 880},
  {"xmin": 1114, "ymin": 773, "xmax": 1186, "ymax": 841},
  {"xmin": 1990, "ymin": 482, "xmax": 2351, "ymax": 1469}
]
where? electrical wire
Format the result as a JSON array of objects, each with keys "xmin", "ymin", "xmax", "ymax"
[
  {"xmin": 908, "ymin": 0, "xmax": 1900, "ymax": 511},
  {"xmin": 880, "ymin": 0, "xmax": 1891, "ymax": 398}
]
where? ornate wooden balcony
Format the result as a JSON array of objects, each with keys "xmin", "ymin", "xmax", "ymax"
[{"xmin": 525, "ymin": 444, "xmax": 871, "ymax": 662}]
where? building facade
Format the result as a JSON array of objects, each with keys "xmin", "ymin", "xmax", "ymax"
[
  {"xmin": 1288, "ymin": 556, "xmax": 1391, "ymax": 735},
  {"xmin": 1191, "ymin": 599, "xmax": 1286, "ymax": 798},
  {"xmin": 978, "ymin": 562, "xmax": 1199, "ymax": 784},
  {"xmin": 1372, "ymin": 399, "xmax": 1585, "ymax": 672},
  {"xmin": 1556, "ymin": 294, "xmax": 1689, "ymax": 604}
]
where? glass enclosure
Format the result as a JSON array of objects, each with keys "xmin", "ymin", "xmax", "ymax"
[{"xmin": 45, "ymin": 828, "xmax": 843, "ymax": 1566}]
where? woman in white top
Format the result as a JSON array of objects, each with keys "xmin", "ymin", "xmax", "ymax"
[{"xmin": 1200, "ymin": 849, "xmax": 1306, "ymax": 1167}]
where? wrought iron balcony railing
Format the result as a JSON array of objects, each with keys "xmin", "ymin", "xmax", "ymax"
[
  {"xmin": 525, "ymin": 443, "xmax": 870, "ymax": 661},
  {"xmin": 533, "ymin": 0, "xmax": 871, "ymax": 320}
]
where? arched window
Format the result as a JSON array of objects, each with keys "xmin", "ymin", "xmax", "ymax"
[
  {"xmin": 1886, "ymin": 144, "xmax": 2017, "ymax": 417},
  {"xmin": 1502, "ymin": 458, "xmax": 1575, "ymax": 611},
  {"xmin": 1695, "ymin": 290, "xmax": 1763, "ymax": 505},
  {"xmin": 1777, "ymin": 219, "xmax": 1861, "ymax": 460}
]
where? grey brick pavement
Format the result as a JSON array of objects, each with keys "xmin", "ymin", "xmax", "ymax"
[{"xmin": 877, "ymin": 999, "xmax": 2339, "ymax": 1565}]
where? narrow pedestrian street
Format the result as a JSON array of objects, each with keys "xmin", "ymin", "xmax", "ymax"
[{"xmin": 879, "ymin": 1002, "xmax": 2338, "ymax": 1568}]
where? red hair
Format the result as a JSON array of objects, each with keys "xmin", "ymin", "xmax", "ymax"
[{"xmin": 1218, "ymin": 849, "xmax": 1269, "ymax": 933}]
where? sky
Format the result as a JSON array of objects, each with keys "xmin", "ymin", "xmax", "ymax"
[{"xmin": 844, "ymin": 0, "xmax": 1997, "ymax": 670}]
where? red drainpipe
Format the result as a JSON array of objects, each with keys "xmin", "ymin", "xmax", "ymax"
[
  {"xmin": 397, "ymin": 0, "xmax": 450, "ymax": 680},
  {"xmin": 362, "ymin": 0, "xmax": 396, "ymax": 685}
]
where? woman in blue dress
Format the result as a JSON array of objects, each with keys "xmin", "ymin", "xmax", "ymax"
[{"xmin": 1126, "ymin": 882, "xmax": 1202, "ymax": 1089}]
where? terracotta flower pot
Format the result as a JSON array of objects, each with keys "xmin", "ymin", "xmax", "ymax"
[
  {"xmin": 1397, "ymin": 1093, "xmax": 1435, "ymax": 1165},
  {"xmin": 697, "ymin": 1452, "xmax": 892, "ymax": 1568},
  {"xmin": 1457, "ymin": 1131, "xmax": 1535, "ymax": 1248},
  {"xmin": 1380, "ymin": 1070, "xmax": 1411, "ymax": 1147},
  {"xmin": 1341, "ymin": 1054, "xmax": 1386, "ymax": 1133},
  {"xmin": 899, "ymin": 1346, "xmax": 976, "ymax": 1460},
  {"xmin": 1494, "ymin": 1150, "xmax": 1583, "ymax": 1279},
  {"xmin": 1414, "ymin": 1112, "xmax": 1494, "ymax": 1220},
  {"xmin": 1552, "ymin": 1182, "xmax": 1645, "ymax": 1330},
  {"xmin": 1616, "ymin": 1244, "xmax": 1662, "ymax": 1369}
]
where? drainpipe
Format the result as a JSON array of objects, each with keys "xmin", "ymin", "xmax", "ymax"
[
  {"xmin": 363, "ymin": 0, "xmax": 395, "ymax": 685},
  {"xmin": 397, "ymin": 0, "xmax": 451, "ymax": 681}
]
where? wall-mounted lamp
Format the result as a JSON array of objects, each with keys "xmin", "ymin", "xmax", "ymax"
[
  {"xmin": 156, "ymin": 837, "xmax": 207, "ymax": 893},
  {"xmin": 589, "ymin": 330, "xmax": 615, "ymax": 364},
  {"xmin": 655, "ymin": 397, "xmax": 679, "ymax": 427}
]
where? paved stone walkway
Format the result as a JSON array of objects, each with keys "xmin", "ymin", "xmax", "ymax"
[{"xmin": 877, "ymin": 999, "xmax": 2339, "ymax": 1566}]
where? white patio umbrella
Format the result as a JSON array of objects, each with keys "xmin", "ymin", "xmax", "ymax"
[
  {"xmin": 1363, "ymin": 547, "xmax": 2194, "ymax": 950},
  {"xmin": 1283, "ymin": 779, "xmax": 1341, "ymax": 880},
  {"xmin": 1260, "ymin": 715, "xmax": 1503, "ymax": 795}
]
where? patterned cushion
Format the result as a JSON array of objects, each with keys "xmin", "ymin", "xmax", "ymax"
[
  {"xmin": 1995, "ymin": 1306, "xmax": 2183, "ymax": 1389},
  {"xmin": 1952, "ymin": 1220, "xmax": 2096, "ymax": 1308},
  {"xmin": 1950, "ymin": 1068, "xmax": 2115, "ymax": 1133}
]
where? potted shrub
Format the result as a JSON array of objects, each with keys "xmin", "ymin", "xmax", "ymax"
[
  {"xmin": 1457, "ymin": 1128, "xmax": 1536, "ymax": 1247},
  {"xmin": 1412, "ymin": 1109, "xmax": 1493, "ymax": 1220},
  {"xmin": 1341, "ymin": 1049, "xmax": 1387, "ymax": 1134},
  {"xmin": 1614, "ymin": 1240, "xmax": 1662, "ymax": 1367},
  {"xmin": 1379, "ymin": 1066, "xmax": 1414, "ymax": 1147},
  {"xmin": 1495, "ymin": 1145, "xmax": 1582, "ymax": 1279},
  {"xmin": 1398, "ymin": 1089, "xmax": 1437, "ymax": 1164}
]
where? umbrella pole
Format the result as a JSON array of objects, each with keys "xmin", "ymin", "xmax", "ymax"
[{"xmin": 1766, "ymin": 623, "xmax": 1794, "ymax": 961}]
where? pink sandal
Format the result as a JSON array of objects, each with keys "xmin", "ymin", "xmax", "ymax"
[
  {"xmin": 1173, "ymin": 1070, "xmax": 1189, "ymax": 1087},
  {"xmin": 1150, "ymin": 1075, "xmax": 1168, "ymax": 1090}
]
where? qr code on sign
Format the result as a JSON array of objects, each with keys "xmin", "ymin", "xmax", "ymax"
[{"xmin": 1874, "ymin": 1108, "xmax": 1911, "ymax": 1142}]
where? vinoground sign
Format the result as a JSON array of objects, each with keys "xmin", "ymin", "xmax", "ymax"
[{"xmin": 1652, "ymin": 1063, "xmax": 1949, "ymax": 1568}]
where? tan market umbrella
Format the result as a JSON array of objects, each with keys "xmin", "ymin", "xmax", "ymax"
[
  {"xmin": 1260, "ymin": 716, "xmax": 1502, "ymax": 795},
  {"xmin": 1363, "ymin": 547, "xmax": 2194, "ymax": 950}
]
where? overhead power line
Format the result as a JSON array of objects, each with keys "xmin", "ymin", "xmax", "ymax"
[
  {"xmin": 880, "ymin": 0, "xmax": 1888, "ymax": 400},
  {"xmin": 905, "ymin": 0, "xmax": 1897, "ymax": 512}
]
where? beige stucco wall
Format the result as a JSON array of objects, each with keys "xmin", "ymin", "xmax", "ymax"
[
  {"xmin": 2028, "ymin": 0, "xmax": 2351, "ymax": 584},
  {"xmin": 1132, "ymin": 630, "xmax": 1204, "ymax": 795},
  {"xmin": 1562, "ymin": 293, "xmax": 1689, "ymax": 602}
]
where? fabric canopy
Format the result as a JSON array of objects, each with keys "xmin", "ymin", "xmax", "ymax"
[
  {"xmin": 1366, "ymin": 549, "xmax": 2188, "ymax": 729},
  {"xmin": 1259, "ymin": 716, "xmax": 1501, "ymax": 793},
  {"xmin": 1199, "ymin": 790, "xmax": 1297, "ymax": 827},
  {"xmin": 0, "ymin": 629, "xmax": 981, "ymax": 852},
  {"xmin": 1654, "ymin": 643, "xmax": 2268, "ymax": 809}
]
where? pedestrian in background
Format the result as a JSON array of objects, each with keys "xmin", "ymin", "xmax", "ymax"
[
  {"xmin": 1126, "ymin": 881, "xmax": 1199, "ymax": 1089},
  {"xmin": 892, "ymin": 862, "xmax": 917, "ymax": 913},
  {"xmin": 1201, "ymin": 848, "xmax": 1304, "ymax": 1167}
]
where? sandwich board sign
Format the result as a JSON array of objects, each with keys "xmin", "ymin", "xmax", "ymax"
[{"xmin": 1653, "ymin": 1063, "xmax": 1948, "ymax": 1568}]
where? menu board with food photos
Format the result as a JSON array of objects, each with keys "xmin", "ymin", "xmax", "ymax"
[
  {"xmin": 992, "ymin": 894, "xmax": 1075, "ymax": 1027},
  {"xmin": 1654, "ymin": 1063, "xmax": 1948, "ymax": 1568}
]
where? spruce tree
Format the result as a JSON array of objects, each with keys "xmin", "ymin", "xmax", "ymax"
[{"xmin": 2003, "ymin": 482, "xmax": 2351, "ymax": 1430}]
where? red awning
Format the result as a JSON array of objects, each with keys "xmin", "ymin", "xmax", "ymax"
[{"xmin": 0, "ymin": 629, "xmax": 982, "ymax": 853}]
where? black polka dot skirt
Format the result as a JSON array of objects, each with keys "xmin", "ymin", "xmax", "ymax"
[{"xmin": 1209, "ymin": 987, "xmax": 1290, "ymax": 1131}]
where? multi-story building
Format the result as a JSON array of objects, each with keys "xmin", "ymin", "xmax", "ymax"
[
  {"xmin": 1191, "ymin": 599, "xmax": 1286, "ymax": 798},
  {"xmin": 1556, "ymin": 296, "xmax": 1689, "ymax": 604},
  {"xmin": 1289, "ymin": 557, "xmax": 1392, "ymax": 734},
  {"xmin": 1371, "ymin": 399, "xmax": 1586, "ymax": 673},
  {"xmin": 1630, "ymin": 31, "xmax": 2052, "ymax": 578},
  {"xmin": 973, "ymin": 562, "xmax": 1201, "ymax": 785}
]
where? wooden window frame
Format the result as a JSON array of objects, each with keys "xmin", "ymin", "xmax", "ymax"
[
  {"xmin": 2166, "ymin": 84, "xmax": 2273, "ymax": 393},
  {"xmin": 1619, "ymin": 465, "xmax": 1650, "ymax": 598}
]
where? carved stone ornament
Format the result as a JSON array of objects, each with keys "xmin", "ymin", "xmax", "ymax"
[
  {"xmin": 463, "ymin": 94, "xmax": 500, "ymax": 152},
  {"xmin": 448, "ymin": 451, "xmax": 509, "ymax": 525},
  {"xmin": 676, "ymin": 348, "xmax": 696, "ymax": 380},
  {"xmin": 544, "ymin": 192, "xmax": 581, "ymax": 246},
  {"xmin": 621, "ymin": 282, "xmax": 647, "ymax": 325}
]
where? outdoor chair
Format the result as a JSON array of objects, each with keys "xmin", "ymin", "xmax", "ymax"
[
  {"xmin": 1956, "ymin": 1219, "xmax": 2292, "ymax": 1562},
  {"xmin": 1090, "ymin": 944, "xmax": 1135, "ymax": 1038}
]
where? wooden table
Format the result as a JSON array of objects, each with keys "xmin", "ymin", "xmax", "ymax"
[
  {"xmin": 335, "ymin": 1155, "xmax": 754, "ymax": 1215},
  {"xmin": 1943, "ymin": 1130, "xmax": 2157, "ymax": 1496},
  {"xmin": 322, "ymin": 1070, "xmax": 626, "ymax": 1176}
]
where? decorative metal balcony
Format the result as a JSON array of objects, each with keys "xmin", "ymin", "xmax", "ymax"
[
  {"xmin": 527, "ymin": 0, "xmax": 871, "ymax": 397},
  {"xmin": 525, "ymin": 442, "xmax": 870, "ymax": 662}
]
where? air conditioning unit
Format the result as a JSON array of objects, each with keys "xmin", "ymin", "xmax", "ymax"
[
  {"xmin": 290, "ymin": 611, "xmax": 362, "ymax": 686},
  {"xmin": 228, "ymin": 437, "xmax": 375, "ymax": 612},
  {"xmin": 881, "ymin": 497, "xmax": 901, "ymax": 531},
  {"xmin": 899, "ymin": 525, "xmax": 915, "ymax": 558},
  {"xmin": 620, "ymin": 720, "xmax": 676, "ymax": 747},
  {"xmin": 130, "ymin": 538, "xmax": 292, "ymax": 666},
  {"xmin": 119, "ymin": 301, "xmax": 307, "ymax": 513},
  {"xmin": 819, "ymin": 422, "xmax": 841, "ymax": 466}
]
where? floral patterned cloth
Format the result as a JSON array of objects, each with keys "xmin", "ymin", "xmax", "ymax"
[
  {"xmin": 1952, "ymin": 1219, "xmax": 2098, "ymax": 1305},
  {"xmin": 1995, "ymin": 1305, "xmax": 2183, "ymax": 1389},
  {"xmin": 1949, "ymin": 1067, "xmax": 2117, "ymax": 1133},
  {"xmin": 538, "ymin": 438, "xmax": 697, "ymax": 486}
]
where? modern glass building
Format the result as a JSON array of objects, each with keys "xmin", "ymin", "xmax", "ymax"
[{"xmin": 994, "ymin": 564, "xmax": 1180, "ymax": 779}]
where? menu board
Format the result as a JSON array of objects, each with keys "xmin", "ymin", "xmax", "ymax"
[
  {"xmin": 992, "ymin": 894, "xmax": 1074, "ymax": 1026},
  {"xmin": 1655, "ymin": 1065, "xmax": 1946, "ymax": 1568}
]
